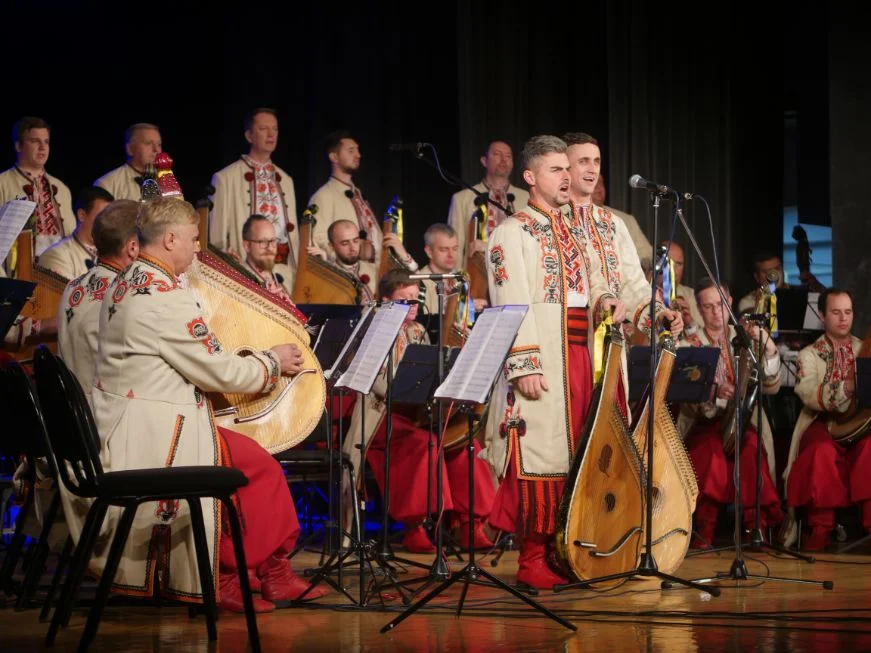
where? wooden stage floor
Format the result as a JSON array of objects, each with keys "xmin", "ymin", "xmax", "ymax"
[{"xmin": 2, "ymin": 547, "xmax": 871, "ymax": 652}]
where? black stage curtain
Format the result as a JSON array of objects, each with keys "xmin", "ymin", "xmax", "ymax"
[{"xmin": 1, "ymin": 1, "xmax": 784, "ymax": 292}]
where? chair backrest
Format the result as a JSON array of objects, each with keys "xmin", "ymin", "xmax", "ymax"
[
  {"xmin": 33, "ymin": 345, "xmax": 104, "ymax": 496},
  {"xmin": 0, "ymin": 360, "xmax": 50, "ymax": 462}
]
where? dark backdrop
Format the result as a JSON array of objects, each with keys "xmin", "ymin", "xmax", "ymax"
[{"xmin": 3, "ymin": 1, "xmax": 859, "ymax": 325}]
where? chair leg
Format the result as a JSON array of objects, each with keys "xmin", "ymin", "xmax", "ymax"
[
  {"xmin": 0, "ymin": 492, "xmax": 34, "ymax": 592},
  {"xmin": 46, "ymin": 501, "xmax": 108, "ymax": 645},
  {"xmin": 221, "ymin": 496, "xmax": 261, "ymax": 653},
  {"xmin": 16, "ymin": 491, "xmax": 62, "ymax": 610},
  {"xmin": 40, "ymin": 535, "xmax": 73, "ymax": 623},
  {"xmin": 77, "ymin": 504, "xmax": 138, "ymax": 652},
  {"xmin": 186, "ymin": 498, "xmax": 218, "ymax": 641}
]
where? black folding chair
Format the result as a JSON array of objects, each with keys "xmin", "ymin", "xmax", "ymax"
[
  {"xmin": 23, "ymin": 346, "xmax": 261, "ymax": 652},
  {"xmin": 0, "ymin": 361, "xmax": 63, "ymax": 611}
]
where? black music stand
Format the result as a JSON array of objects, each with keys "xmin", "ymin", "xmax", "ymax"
[
  {"xmin": 628, "ymin": 345, "xmax": 720, "ymax": 405},
  {"xmin": 0, "ymin": 278, "xmax": 36, "ymax": 341},
  {"xmin": 382, "ymin": 305, "xmax": 575, "ymax": 633}
]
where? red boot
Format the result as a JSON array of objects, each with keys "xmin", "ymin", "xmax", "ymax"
[
  {"xmin": 453, "ymin": 520, "xmax": 494, "ymax": 551},
  {"xmin": 690, "ymin": 520, "xmax": 716, "ymax": 550},
  {"xmin": 258, "ymin": 555, "xmax": 330, "ymax": 602},
  {"xmin": 218, "ymin": 571, "xmax": 275, "ymax": 613},
  {"xmin": 248, "ymin": 568, "xmax": 261, "ymax": 593},
  {"xmin": 402, "ymin": 525, "xmax": 436, "ymax": 553},
  {"xmin": 516, "ymin": 534, "xmax": 570, "ymax": 590},
  {"xmin": 804, "ymin": 527, "xmax": 831, "ymax": 552}
]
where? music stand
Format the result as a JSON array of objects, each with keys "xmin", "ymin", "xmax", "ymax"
[
  {"xmin": 628, "ymin": 345, "xmax": 720, "ymax": 404},
  {"xmin": 0, "ymin": 278, "xmax": 36, "ymax": 341},
  {"xmin": 297, "ymin": 303, "xmax": 363, "ymax": 327},
  {"xmin": 381, "ymin": 305, "xmax": 576, "ymax": 633}
]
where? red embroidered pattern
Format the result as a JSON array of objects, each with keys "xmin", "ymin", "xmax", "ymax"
[
  {"xmin": 489, "ymin": 245, "xmax": 509, "ymax": 286},
  {"xmin": 242, "ymin": 156, "xmax": 294, "ymax": 266},
  {"xmin": 578, "ymin": 205, "xmax": 622, "ymax": 295}
]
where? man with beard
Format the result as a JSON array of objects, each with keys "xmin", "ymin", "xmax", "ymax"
[
  {"xmin": 308, "ymin": 219, "xmax": 377, "ymax": 302},
  {"xmin": 95, "ymin": 123, "xmax": 163, "ymax": 200},
  {"xmin": 448, "ymin": 140, "xmax": 529, "ymax": 274},
  {"xmin": 308, "ymin": 131, "xmax": 381, "ymax": 264},
  {"xmin": 209, "ymin": 108, "xmax": 298, "ymax": 269},
  {"xmin": 240, "ymin": 214, "xmax": 295, "ymax": 299}
]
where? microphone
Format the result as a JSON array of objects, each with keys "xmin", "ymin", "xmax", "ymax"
[
  {"xmin": 629, "ymin": 174, "xmax": 677, "ymax": 196},
  {"xmin": 388, "ymin": 142, "xmax": 428, "ymax": 152},
  {"xmin": 766, "ymin": 269, "xmax": 780, "ymax": 283},
  {"xmin": 683, "ymin": 192, "xmax": 696, "ymax": 200},
  {"xmin": 407, "ymin": 272, "xmax": 465, "ymax": 281}
]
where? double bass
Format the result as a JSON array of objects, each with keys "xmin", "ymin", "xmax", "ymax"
[{"xmin": 555, "ymin": 324, "xmax": 643, "ymax": 588}]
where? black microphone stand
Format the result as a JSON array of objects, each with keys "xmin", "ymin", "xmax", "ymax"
[
  {"xmin": 554, "ymin": 190, "xmax": 719, "ymax": 597},
  {"xmin": 664, "ymin": 197, "xmax": 832, "ymax": 591}
]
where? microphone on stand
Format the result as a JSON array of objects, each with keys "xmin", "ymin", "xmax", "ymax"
[
  {"xmin": 407, "ymin": 272, "xmax": 465, "ymax": 281},
  {"xmin": 629, "ymin": 174, "xmax": 677, "ymax": 196},
  {"xmin": 388, "ymin": 142, "xmax": 429, "ymax": 152}
]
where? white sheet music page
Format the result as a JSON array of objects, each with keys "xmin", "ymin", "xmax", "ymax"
[
  {"xmin": 0, "ymin": 200, "xmax": 37, "ymax": 263},
  {"xmin": 435, "ymin": 304, "xmax": 527, "ymax": 404},
  {"xmin": 335, "ymin": 303, "xmax": 410, "ymax": 394},
  {"xmin": 324, "ymin": 305, "xmax": 374, "ymax": 381}
]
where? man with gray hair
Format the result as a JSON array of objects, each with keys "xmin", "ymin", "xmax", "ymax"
[
  {"xmin": 95, "ymin": 123, "xmax": 163, "ymax": 200},
  {"xmin": 483, "ymin": 135, "xmax": 624, "ymax": 589}
]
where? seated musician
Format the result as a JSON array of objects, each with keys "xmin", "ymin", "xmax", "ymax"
[
  {"xmin": 240, "ymin": 213, "xmax": 295, "ymax": 298},
  {"xmin": 783, "ymin": 289, "xmax": 871, "ymax": 551},
  {"xmin": 90, "ymin": 196, "xmax": 327, "ymax": 613},
  {"xmin": 307, "ymin": 218, "xmax": 378, "ymax": 303},
  {"xmin": 417, "ymin": 223, "xmax": 487, "ymax": 316},
  {"xmin": 38, "ymin": 186, "xmax": 114, "ymax": 280},
  {"xmin": 678, "ymin": 277, "xmax": 783, "ymax": 548},
  {"xmin": 344, "ymin": 269, "xmax": 496, "ymax": 552}
]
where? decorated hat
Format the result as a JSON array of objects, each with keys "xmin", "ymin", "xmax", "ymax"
[{"xmin": 139, "ymin": 152, "xmax": 184, "ymax": 201}]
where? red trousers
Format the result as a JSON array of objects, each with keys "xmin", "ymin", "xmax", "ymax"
[
  {"xmin": 488, "ymin": 343, "xmax": 592, "ymax": 537},
  {"xmin": 686, "ymin": 422, "xmax": 783, "ymax": 528},
  {"xmin": 217, "ymin": 428, "xmax": 299, "ymax": 571},
  {"xmin": 786, "ymin": 420, "xmax": 871, "ymax": 529},
  {"xmin": 366, "ymin": 413, "xmax": 496, "ymax": 524}
]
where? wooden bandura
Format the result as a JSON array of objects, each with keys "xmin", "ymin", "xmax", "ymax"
[
  {"xmin": 376, "ymin": 197, "xmax": 404, "ymax": 285},
  {"xmin": 555, "ymin": 327, "xmax": 643, "ymax": 588},
  {"xmin": 630, "ymin": 331, "xmax": 698, "ymax": 574},
  {"xmin": 465, "ymin": 206, "xmax": 489, "ymax": 302},
  {"xmin": 828, "ymin": 326, "xmax": 871, "ymax": 443},
  {"xmin": 291, "ymin": 209, "xmax": 360, "ymax": 305},
  {"xmin": 186, "ymin": 249, "xmax": 325, "ymax": 454}
]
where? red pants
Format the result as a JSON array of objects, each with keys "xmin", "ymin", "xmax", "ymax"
[
  {"xmin": 488, "ymin": 343, "xmax": 592, "ymax": 537},
  {"xmin": 786, "ymin": 420, "xmax": 871, "ymax": 529},
  {"xmin": 217, "ymin": 428, "xmax": 299, "ymax": 571},
  {"xmin": 686, "ymin": 423, "xmax": 783, "ymax": 528}
]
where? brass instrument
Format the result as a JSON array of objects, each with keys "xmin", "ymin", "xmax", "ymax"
[
  {"xmin": 186, "ymin": 249, "xmax": 325, "ymax": 454},
  {"xmin": 630, "ymin": 331, "xmax": 698, "ymax": 574},
  {"xmin": 376, "ymin": 196, "xmax": 404, "ymax": 284},
  {"xmin": 292, "ymin": 205, "xmax": 361, "ymax": 305}
]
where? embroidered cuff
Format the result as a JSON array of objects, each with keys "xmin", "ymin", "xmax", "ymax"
[
  {"xmin": 255, "ymin": 350, "xmax": 282, "ymax": 393},
  {"xmin": 633, "ymin": 300, "xmax": 666, "ymax": 336},
  {"xmin": 504, "ymin": 346, "xmax": 543, "ymax": 381},
  {"xmin": 591, "ymin": 293, "xmax": 617, "ymax": 326}
]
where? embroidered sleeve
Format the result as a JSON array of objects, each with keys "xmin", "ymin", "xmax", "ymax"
[
  {"xmin": 794, "ymin": 345, "xmax": 850, "ymax": 413},
  {"xmin": 503, "ymin": 345, "xmax": 543, "ymax": 381},
  {"xmin": 154, "ymin": 296, "xmax": 279, "ymax": 395}
]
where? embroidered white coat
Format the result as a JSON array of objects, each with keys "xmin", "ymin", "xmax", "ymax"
[
  {"xmin": 208, "ymin": 158, "xmax": 298, "ymax": 269},
  {"xmin": 90, "ymin": 255, "xmax": 280, "ymax": 600},
  {"xmin": 308, "ymin": 177, "xmax": 382, "ymax": 264},
  {"xmin": 37, "ymin": 234, "xmax": 93, "ymax": 281},
  {"xmin": 94, "ymin": 163, "xmax": 143, "ymax": 201},
  {"xmin": 483, "ymin": 203, "xmax": 612, "ymax": 480},
  {"xmin": 783, "ymin": 334, "xmax": 864, "ymax": 483},
  {"xmin": 0, "ymin": 167, "xmax": 74, "ymax": 257}
]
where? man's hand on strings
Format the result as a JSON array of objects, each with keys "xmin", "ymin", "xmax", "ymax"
[
  {"xmin": 271, "ymin": 343, "xmax": 304, "ymax": 376},
  {"xmin": 514, "ymin": 373, "xmax": 549, "ymax": 400}
]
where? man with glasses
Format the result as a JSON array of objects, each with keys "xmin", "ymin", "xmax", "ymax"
[
  {"xmin": 241, "ymin": 214, "xmax": 294, "ymax": 299},
  {"xmin": 677, "ymin": 277, "xmax": 783, "ymax": 549}
]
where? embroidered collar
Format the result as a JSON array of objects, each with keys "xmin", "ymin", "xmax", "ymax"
[
  {"xmin": 527, "ymin": 199, "xmax": 561, "ymax": 222},
  {"xmin": 138, "ymin": 253, "xmax": 178, "ymax": 280},
  {"xmin": 241, "ymin": 154, "xmax": 274, "ymax": 172},
  {"xmin": 97, "ymin": 258, "xmax": 125, "ymax": 274},
  {"xmin": 482, "ymin": 179, "xmax": 510, "ymax": 194},
  {"xmin": 329, "ymin": 175, "xmax": 356, "ymax": 190},
  {"xmin": 125, "ymin": 162, "xmax": 145, "ymax": 176},
  {"xmin": 13, "ymin": 165, "xmax": 46, "ymax": 182},
  {"xmin": 72, "ymin": 231, "xmax": 98, "ymax": 259}
]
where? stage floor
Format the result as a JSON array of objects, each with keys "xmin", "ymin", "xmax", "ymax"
[{"xmin": 2, "ymin": 547, "xmax": 871, "ymax": 652}]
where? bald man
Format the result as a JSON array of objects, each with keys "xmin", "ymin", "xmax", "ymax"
[{"xmin": 662, "ymin": 241, "xmax": 703, "ymax": 336}]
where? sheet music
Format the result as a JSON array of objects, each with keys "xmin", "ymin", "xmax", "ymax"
[
  {"xmin": 324, "ymin": 305, "xmax": 374, "ymax": 381},
  {"xmin": 0, "ymin": 200, "xmax": 37, "ymax": 263},
  {"xmin": 804, "ymin": 292, "xmax": 824, "ymax": 331},
  {"xmin": 335, "ymin": 303, "xmax": 410, "ymax": 394},
  {"xmin": 435, "ymin": 305, "xmax": 527, "ymax": 404}
]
